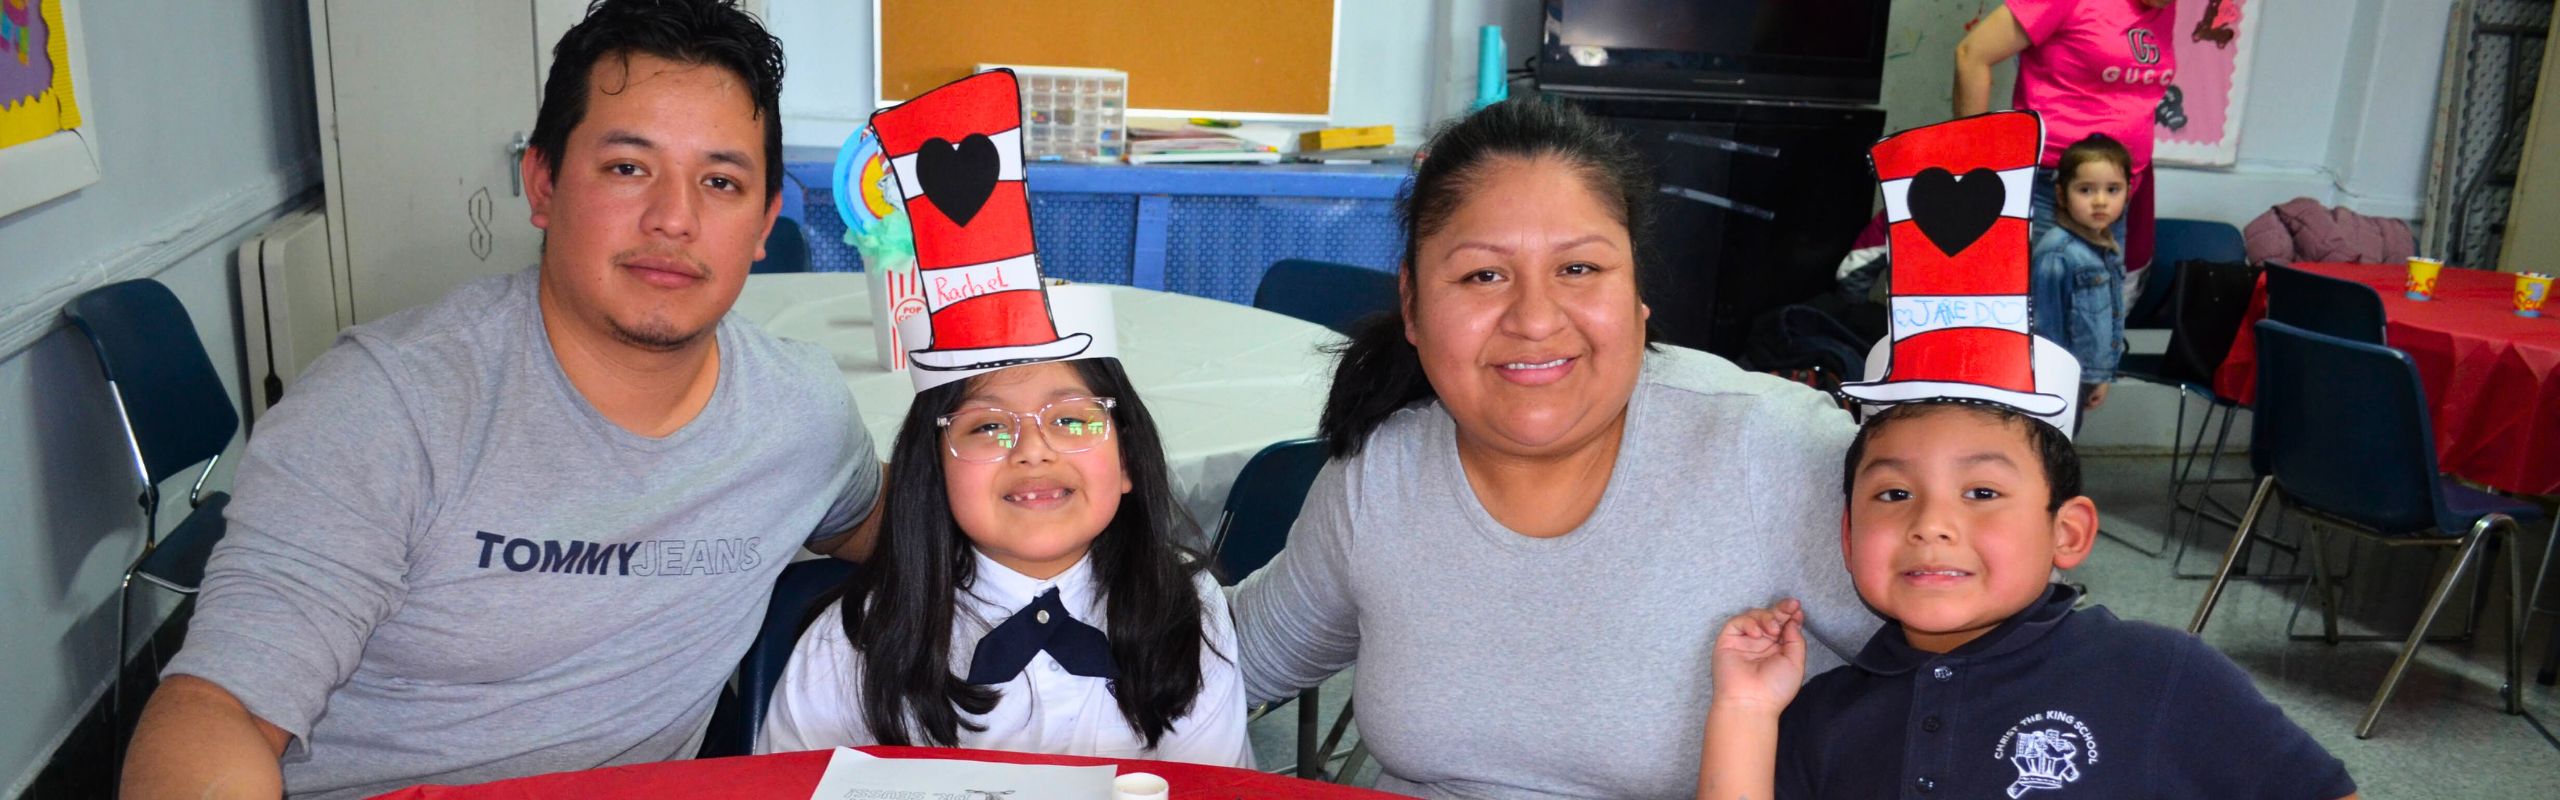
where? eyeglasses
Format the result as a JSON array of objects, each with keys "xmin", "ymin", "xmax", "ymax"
[{"xmin": 936, "ymin": 396, "xmax": 1119, "ymax": 463}]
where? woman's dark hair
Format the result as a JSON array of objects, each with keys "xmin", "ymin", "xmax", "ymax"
[
  {"xmin": 529, "ymin": 0, "xmax": 787, "ymax": 200},
  {"xmin": 1840, "ymin": 402, "xmax": 2084, "ymax": 513},
  {"xmin": 1318, "ymin": 98, "xmax": 1660, "ymax": 458},
  {"xmin": 835, "ymin": 358, "xmax": 1215, "ymax": 748}
]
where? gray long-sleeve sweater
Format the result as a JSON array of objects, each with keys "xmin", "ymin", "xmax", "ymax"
[{"xmin": 1233, "ymin": 347, "xmax": 1870, "ymax": 799}]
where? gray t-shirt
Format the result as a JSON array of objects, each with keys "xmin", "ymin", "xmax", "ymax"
[
  {"xmin": 1233, "ymin": 347, "xmax": 1868, "ymax": 800},
  {"xmin": 164, "ymin": 269, "xmax": 880, "ymax": 800}
]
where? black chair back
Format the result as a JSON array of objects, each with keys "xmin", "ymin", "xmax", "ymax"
[
  {"xmin": 2157, "ymin": 260, "xmax": 2258, "ymax": 387},
  {"xmin": 2135, "ymin": 218, "xmax": 2247, "ymax": 327}
]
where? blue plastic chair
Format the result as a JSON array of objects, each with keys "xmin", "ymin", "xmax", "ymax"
[
  {"xmin": 1205, "ymin": 438, "xmax": 1348, "ymax": 778},
  {"xmin": 2165, "ymin": 262, "xmax": 2386, "ymax": 576},
  {"xmin": 698, "ymin": 557, "xmax": 858, "ymax": 757},
  {"xmin": 1209, "ymin": 438, "xmax": 1330, "ymax": 585},
  {"xmin": 2263, "ymin": 264, "xmax": 2387, "ymax": 344},
  {"xmin": 752, "ymin": 216, "xmax": 812, "ymax": 275},
  {"xmin": 2190, "ymin": 320, "xmax": 2541, "ymax": 738},
  {"xmin": 62, "ymin": 279, "xmax": 241, "ymax": 722},
  {"xmin": 1252, "ymin": 259, "xmax": 1397, "ymax": 335},
  {"xmin": 2133, "ymin": 218, "xmax": 2246, "ymax": 328}
]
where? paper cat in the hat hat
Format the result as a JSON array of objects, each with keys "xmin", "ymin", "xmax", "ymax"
[
  {"xmin": 1839, "ymin": 111, "xmax": 2083, "ymax": 437},
  {"xmin": 871, "ymin": 69, "xmax": 1116, "ymax": 390}
]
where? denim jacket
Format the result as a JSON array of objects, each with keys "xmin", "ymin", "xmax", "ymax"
[{"xmin": 2030, "ymin": 224, "xmax": 2125, "ymax": 383}]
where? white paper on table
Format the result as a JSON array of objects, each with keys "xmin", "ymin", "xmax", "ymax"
[{"xmin": 806, "ymin": 746, "xmax": 1117, "ymax": 800}]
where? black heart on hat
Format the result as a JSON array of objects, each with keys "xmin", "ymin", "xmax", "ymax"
[
  {"xmin": 1906, "ymin": 167, "xmax": 2006, "ymax": 256},
  {"xmin": 915, "ymin": 134, "xmax": 1001, "ymax": 227}
]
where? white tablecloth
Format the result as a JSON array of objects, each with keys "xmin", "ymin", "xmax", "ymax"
[{"xmin": 734, "ymin": 273, "xmax": 1342, "ymax": 532}]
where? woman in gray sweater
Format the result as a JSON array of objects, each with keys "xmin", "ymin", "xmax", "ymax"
[{"xmin": 1231, "ymin": 99, "xmax": 1869, "ymax": 798}]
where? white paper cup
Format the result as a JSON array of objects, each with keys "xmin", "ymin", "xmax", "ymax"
[{"xmin": 1111, "ymin": 772, "xmax": 1169, "ymax": 800}]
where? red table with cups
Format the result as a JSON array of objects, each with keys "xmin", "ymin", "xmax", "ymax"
[
  {"xmin": 365, "ymin": 747, "xmax": 1401, "ymax": 800},
  {"xmin": 2213, "ymin": 261, "xmax": 2560, "ymax": 495}
]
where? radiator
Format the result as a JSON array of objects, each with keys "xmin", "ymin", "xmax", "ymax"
[{"xmin": 234, "ymin": 205, "xmax": 344, "ymax": 424}]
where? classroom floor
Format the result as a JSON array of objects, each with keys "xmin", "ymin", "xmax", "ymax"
[{"xmin": 1249, "ymin": 454, "xmax": 2560, "ymax": 796}]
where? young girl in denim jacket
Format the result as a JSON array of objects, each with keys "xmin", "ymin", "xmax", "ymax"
[{"xmin": 2030, "ymin": 134, "xmax": 2131, "ymax": 421}]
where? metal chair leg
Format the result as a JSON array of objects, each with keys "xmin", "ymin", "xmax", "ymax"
[
  {"xmin": 2169, "ymin": 401, "xmax": 2220, "ymax": 541},
  {"xmin": 2119, "ymin": 389, "xmax": 2222, "ymax": 558},
  {"xmin": 2327, "ymin": 533, "xmax": 2354, "ymax": 642},
  {"xmin": 2167, "ymin": 386, "xmax": 2189, "ymax": 489},
  {"xmin": 2166, "ymin": 404, "xmax": 2215, "ymax": 566},
  {"xmin": 1294, "ymin": 686, "xmax": 1322, "ymax": 778},
  {"xmin": 2502, "ymin": 520, "xmax": 2526, "ymax": 715},
  {"xmin": 2174, "ymin": 408, "xmax": 2250, "ymax": 579},
  {"xmin": 2152, "ymin": 387, "xmax": 2199, "ymax": 551},
  {"xmin": 2284, "ymin": 524, "xmax": 2343, "ymax": 643},
  {"xmin": 113, "ymin": 571, "xmax": 135, "ymax": 769},
  {"xmin": 1313, "ymin": 696, "xmax": 1356, "ymax": 778},
  {"xmin": 2526, "ymin": 514, "xmax": 2560, "ymax": 686},
  {"xmin": 2191, "ymin": 476, "xmax": 2277, "ymax": 634},
  {"xmin": 1335, "ymin": 741, "xmax": 1371, "ymax": 785},
  {"xmin": 2357, "ymin": 518, "xmax": 2497, "ymax": 739}
]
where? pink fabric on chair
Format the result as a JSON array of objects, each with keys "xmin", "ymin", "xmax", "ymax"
[{"xmin": 2242, "ymin": 197, "xmax": 2417, "ymax": 265}]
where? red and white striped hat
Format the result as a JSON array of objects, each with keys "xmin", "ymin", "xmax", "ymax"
[
  {"xmin": 871, "ymin": 70, "xmax": 1111, "ymax": 390},
  {"xmin": 1839, "ymin": 111, "xmax": 2080, "ymax": 435}
]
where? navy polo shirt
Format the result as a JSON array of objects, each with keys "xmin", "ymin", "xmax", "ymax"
[{"xmin": 1775, "ymin": 585, "xmax": 2354, "ymax": 799}]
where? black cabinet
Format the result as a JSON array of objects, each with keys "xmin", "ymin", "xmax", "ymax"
[{"xmin": 1548, "ymin": 93, "xmax": 1884, "ymax": 357}]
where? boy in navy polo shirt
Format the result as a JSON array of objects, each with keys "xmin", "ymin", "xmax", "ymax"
[
  {"xmin": 1693, "ymin": 111, "xmax": 2357, "ymax": 800},
  {"xmin": 1696, "ymin": 402, "xmax": 2357, "ymax": 800}
]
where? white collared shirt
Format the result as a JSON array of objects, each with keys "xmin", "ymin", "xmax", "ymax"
[{"xmin": 757, "ymin": 550, "xmax": 1254, "ymax": 767}]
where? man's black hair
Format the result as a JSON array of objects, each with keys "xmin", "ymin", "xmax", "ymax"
[{"xmin": 528, "ymin": 0, "xmax": 786, "ymax": 200}]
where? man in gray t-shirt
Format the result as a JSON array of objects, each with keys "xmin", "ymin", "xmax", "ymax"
[{"xmin": 122, "ymin": 4, "xmax": 877, "ymax": 799}]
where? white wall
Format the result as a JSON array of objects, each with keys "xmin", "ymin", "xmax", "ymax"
[
  {"xmin": 2153, "ymin": 0, "xmax": 2449, "ymax": 226},
  {"xmin": 0, "ymin": 0, "xmax": 318, "ymax": 792}
]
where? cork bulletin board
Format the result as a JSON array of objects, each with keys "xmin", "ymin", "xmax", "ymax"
[{"xmin": 876, "ymin": 0, "xmax": 1337, "ymax": 119}]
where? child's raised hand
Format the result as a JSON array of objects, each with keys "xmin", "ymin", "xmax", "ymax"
[{"xmin": 1710, "ymin": 598, "xmax": 1807, "ymax": 715}]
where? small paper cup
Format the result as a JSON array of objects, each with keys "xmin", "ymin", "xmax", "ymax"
[
  {"xmin": 2516, "ymin": 272, "xmax": 2552, "ymax": 317},
  {"xmin": 2406, "ymin": 256, "xmax": 2444, "ymax": 301},
  {"xmin": 1111, "ymin": 772, "xmax": 1170, "ymax": 800}
]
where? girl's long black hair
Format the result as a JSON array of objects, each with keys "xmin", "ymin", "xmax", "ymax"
[{"xmin": 835, "ymin": 357, "xmax": 1213, "ymax": 748}]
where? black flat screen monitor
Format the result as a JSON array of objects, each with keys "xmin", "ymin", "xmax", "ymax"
[{"xmin": 1538, "ymin": 0, "xmax": 1889, "ymax": 104}]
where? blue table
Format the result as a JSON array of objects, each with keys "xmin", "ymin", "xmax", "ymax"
[{"xmin": 781, "ymin": 149, "xmax": 1408, "ymax": 306}]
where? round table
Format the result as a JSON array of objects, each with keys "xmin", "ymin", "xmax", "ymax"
[
  {"xmin": 365, "ymin": 746, "xmax": 1404, "ymax": 799},
  {"xmin": 732, "ymin": 273, "xmax": 1343, "ymax": 530},
  {"xmin": 2213, "ymin": 262, "xmax": 2560, "ymax": 495}
]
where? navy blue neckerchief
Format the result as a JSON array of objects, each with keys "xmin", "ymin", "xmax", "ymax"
[{"xmin": 965, "ymin": 587, "xmax": 1118, "ymax": 685}]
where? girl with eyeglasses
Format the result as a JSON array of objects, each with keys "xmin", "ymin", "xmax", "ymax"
[{"xmin": 755, "ymin": 355, "xmax": 1250, "ymax": 765}]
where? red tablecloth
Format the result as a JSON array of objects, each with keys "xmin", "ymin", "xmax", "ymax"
[
  {"xmin": 2214, "ymin": 262, "xmax": 2560, "ymax": 495},
  {"xmin": 365, "ymin": 747, "xmax": 1402, "ymax": 800}
]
